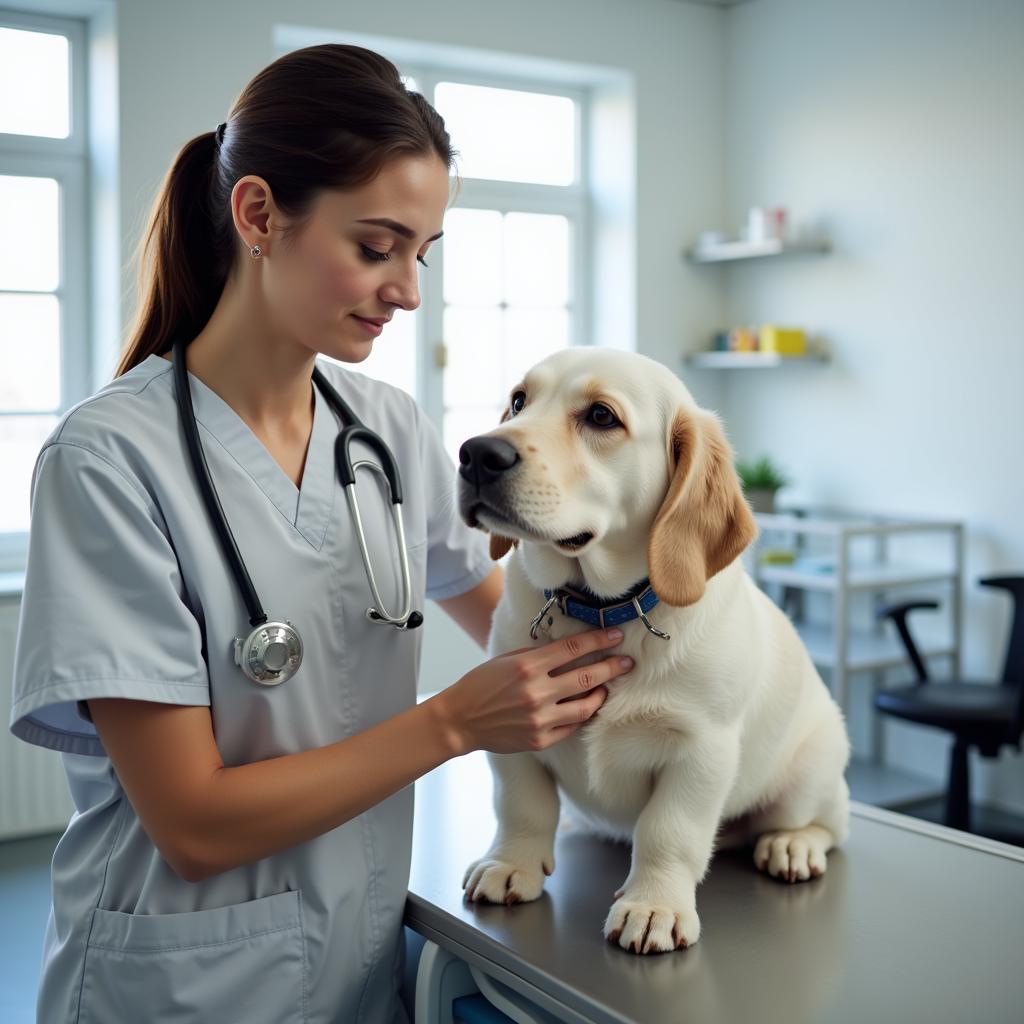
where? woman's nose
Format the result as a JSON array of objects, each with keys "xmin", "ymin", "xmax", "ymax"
[{"xmin": 379, "ymin": 261, "xmax": 421, "ymax": 311}]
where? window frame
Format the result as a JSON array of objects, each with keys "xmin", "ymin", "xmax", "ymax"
[
  {"xmin": 401, "ymin": 66, "xmax": 592, "ymax": 432},
  {"xmin": 0, "ymin": 10, "xmax": 90, "ymax": 569}
]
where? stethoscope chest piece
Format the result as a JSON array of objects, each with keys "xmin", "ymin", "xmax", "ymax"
[{"xmin": 233, "ymin": 620, "xmax": 303, "ymax": 686}]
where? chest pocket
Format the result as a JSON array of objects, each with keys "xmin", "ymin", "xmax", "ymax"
[{"xmin": 78, "ymin": 890, "xmax": 307, "ymax": 1023}]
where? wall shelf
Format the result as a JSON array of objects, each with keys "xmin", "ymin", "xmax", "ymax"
[
  {"xmin": 684, "ymin": 238, "xmax": 831, "ymax": 263},
  {"xmin": 684, "ymin": 351, "xmax": 828, "ymax": 369},
  {"xmin": 684, "ymin": 231, "xmax": 831, "ymax": 364}
]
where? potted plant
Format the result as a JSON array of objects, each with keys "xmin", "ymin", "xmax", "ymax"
[{"xmin": 735, "ymin": 455, "xmax": 789, "ymax": 513}]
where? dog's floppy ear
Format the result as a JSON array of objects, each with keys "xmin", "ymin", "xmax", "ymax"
[
  {"xmin": 647, "ymin": 408, "xmax": 758, "ymax": 607},
  {"xmin": 489, "ymin": 534, "xmax": 517, "ymax": 560},
  {"xmin": 486, "ymin": 405, "xmax": 518, "ymax": 561}
]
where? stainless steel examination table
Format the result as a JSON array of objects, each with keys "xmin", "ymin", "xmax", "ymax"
[{"xmin": 404, "ymin": 751, "xmax": 1024, "ymax": 1024}]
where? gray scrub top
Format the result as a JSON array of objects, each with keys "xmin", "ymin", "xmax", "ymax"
[{"xmin": 9, "ymin": 354, "xmax": 492, "ymax": 1024}]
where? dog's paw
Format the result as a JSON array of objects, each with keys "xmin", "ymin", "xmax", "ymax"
[
  {"xmin": 603, "ymin": 896, "xmax": 699, "ymax": 953},
  {"xmin": 754, "ymin": 828, "xmax": 829, "ymax": 883},
  {"xmin": 462, "ymin": 853, "xmax": 550, "ymax": 905}
]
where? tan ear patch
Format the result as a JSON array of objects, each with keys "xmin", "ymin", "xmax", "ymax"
[
  {"xmin": 647, "ymin": 408, "xmax": 758, "ymax": 607},
  {"xmin": 489, "ymin": 533, "xmax": 517, "ymax": 560},
  {"xmin": 484, "ymin": 405, "xmax": 517, "ymax": 560}
]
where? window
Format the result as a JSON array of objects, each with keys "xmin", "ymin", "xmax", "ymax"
[
  {"xmin": 355, "ymin": 70, "xmax": 589, "ymax": 462},
  {"xmin": 0, "ymin": 12, "xmax": 89, "ymax": 565}
]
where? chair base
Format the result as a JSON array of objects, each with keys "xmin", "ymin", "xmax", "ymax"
[{"xmin": 946, "ymin": 740, "xmax": 970, "ymax": 831}]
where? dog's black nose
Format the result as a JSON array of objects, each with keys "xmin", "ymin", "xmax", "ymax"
[{"xmin": 459, "ymin": 435, "xmax": 521, "ymax": 487}]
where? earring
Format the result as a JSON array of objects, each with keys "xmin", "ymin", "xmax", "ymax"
[{"xmin": 250, "ymin": 244, "xmax": 263, "ymax": 259}]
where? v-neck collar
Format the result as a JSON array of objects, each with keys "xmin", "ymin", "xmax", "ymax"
[{"xmin": 149, "ymin": 355, "xmax": 338, "ymax": 550}]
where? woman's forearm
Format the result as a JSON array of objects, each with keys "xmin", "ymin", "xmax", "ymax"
[
  {"xmin": 183, "ymin": 694, "xmax": 460, "ymax": 880},
  {"xmin": 89, "ymin": 692, "xmax": 464, "ymax": 884}
]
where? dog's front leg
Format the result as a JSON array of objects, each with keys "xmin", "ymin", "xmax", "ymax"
[
  {"xmin": 463, "ymin": 752, "xmax": 560, "ymax": 905},
  {"xmin": 604, "ymin": 732, "xmax": 739, "ymax": 953}
]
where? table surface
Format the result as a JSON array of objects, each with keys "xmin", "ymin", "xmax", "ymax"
[{"xmin": 405, "ymin": 751, "xmax": 1024, "ymax": 1024}]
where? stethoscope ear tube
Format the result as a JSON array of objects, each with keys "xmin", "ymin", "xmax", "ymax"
[
  {"xmin": 334, "ymin": 426, "xmax": 403, "ymax": 501},
  {"xmin": 172, "ymin": 339, "xmax": 268, "ymax": 629}
]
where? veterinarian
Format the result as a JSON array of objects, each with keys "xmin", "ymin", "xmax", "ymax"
[{"xmin": 8, "ymin": 44, "xmax": 634, "ymax": 1023}]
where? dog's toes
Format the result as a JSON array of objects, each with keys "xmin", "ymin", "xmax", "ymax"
[
  {"xmin": 604, "ymin": 897, "xmax": 699, "ymax": 953},
  {"xmin": 808, "ymin": 846, "xmax": 827, "ymax": 878},
  {"xmin": 463, "ymin": 862, "xmax": 487, "ymax": 898},
  {"xmin": 462, "ymin": 858, "xmax": 546, "ymax": 904},
  {"xmin": 754, "ymin": 830, "xmax": 829, "ymax": 884},
  {"xmin": 671, "ymin": 916, "xmax": 690, "ymax": 950}
]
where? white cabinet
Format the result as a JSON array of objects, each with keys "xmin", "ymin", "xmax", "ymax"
[{"xmin": 750, "ymin": 508, "xmax": 964, "ymax": 723}]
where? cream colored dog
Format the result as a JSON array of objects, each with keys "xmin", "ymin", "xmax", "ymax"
[{"xmin": 456, "ymin": 348, "xmax": 850, "ymax": 954}]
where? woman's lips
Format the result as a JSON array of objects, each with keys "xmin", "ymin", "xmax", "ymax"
[{"xmin": 351, "ymin": 314, "xmax": 384, "ymax": 337}]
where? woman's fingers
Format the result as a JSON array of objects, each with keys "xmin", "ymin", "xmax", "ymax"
[
  {"xmin": 549, "ymin": 684, "xmax": 610, "ymax": 731},
  {"xmin": 531, "ymin": 628, "xmax": 625, "ymax": 674},
  {"xmin": 550, "ymin": 651, "xmax": 634, "ymax": 704}
]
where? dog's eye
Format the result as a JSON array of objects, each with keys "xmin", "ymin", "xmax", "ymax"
[
  {"xmin": 587, "ymin": 403, "xmax": 619, "ymax": 428},
  {"xmin": 510, "ymin": 391, "xmax": 526, "ymax": 416}
]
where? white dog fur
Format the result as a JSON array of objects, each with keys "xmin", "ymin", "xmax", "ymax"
[{"xmin": 456, "ymin": 348, "xmax": 850, "ymax": 954}]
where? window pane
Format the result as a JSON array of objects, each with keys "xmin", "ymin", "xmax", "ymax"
[
  {"xmin": 503, "ymin": 308, "xmax": 569, "ymax": 390},
  {"xmin": 0, "ymin": 415, "xmax": 57, "ymax": 532},
  {"xmin": 0, "ymin": 28, "xmax": 70, "ymax": 138},
  {"xmin": 0, "ymin": 176, "xmax": 60, "ymax": 292},
  {"xmin": 326, "ymin": 308, "xmax": 417, "ymax": 397},
  {"xmin": 444, "ymin": 306, "xmax": 503, "ymax": 408},
  {"xmin": 0, "ymin": 293, "xmax": 61, "ymax": 410},
  {"xmin": 443, "ymin": 208, "xmax": 502, "ymax": 307},
  {"xmin": 504, "ymin": 213, "xmax": 570, "ymax": 307},
  {"xmin": 434, "ymin": 83, "xmax": 575, "ymax": 186}
]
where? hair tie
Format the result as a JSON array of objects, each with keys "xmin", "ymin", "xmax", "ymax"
[{"xmin": 215, "ymin": 122, "xmax": 226, "ymax": 147}]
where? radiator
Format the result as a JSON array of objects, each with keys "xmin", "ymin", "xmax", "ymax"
[{"xmin": 0, "ymin": 598, "xmax": 74, "ymax": 840}]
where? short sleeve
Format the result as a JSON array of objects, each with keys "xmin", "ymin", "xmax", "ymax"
[
  {"xmin": 414, "ymin": 405, "xmax": 493, "ymax": 601},
  {"xmin": 9, "ymin": 441, "xmax": 209, "ymax": 757}
]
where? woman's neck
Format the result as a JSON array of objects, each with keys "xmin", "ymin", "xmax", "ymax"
[{"xmin": 178, "ymin": 274, "xmax": 317, "ymax": 436}]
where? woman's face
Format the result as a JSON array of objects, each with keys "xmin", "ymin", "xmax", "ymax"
[{"xmin": 261, "ymin": 153, "xmax": 450, "ymax": 363}]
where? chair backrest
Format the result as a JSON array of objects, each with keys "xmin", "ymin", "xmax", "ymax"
[{"xmin": 979, "ymin": 577, "xmax": 1024, "ymax": 686}]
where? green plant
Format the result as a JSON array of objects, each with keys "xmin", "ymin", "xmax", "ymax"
[{"xmin": 735, "ymin": 455, "xmax": 789, "ymax": 492}]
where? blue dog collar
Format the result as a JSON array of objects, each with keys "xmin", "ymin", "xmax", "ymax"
[{"xmin": 532, "ymin": 580, "xmax": 670, "ymax": 640}]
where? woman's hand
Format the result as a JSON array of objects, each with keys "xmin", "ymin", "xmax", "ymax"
[{"xmin": 430, "ymin": 628, "xmax": 633, "ymax": 756}]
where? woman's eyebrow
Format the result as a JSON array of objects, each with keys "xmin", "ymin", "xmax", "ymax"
[{"xmin": 356, "ymin": 217, "xmax": 443, "ymax": 242}]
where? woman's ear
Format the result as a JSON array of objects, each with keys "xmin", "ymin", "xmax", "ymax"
[
  {"xmin": 647, "ymin": 407, "xmax": 758, "ymax": 607},
  {"xmin": 231, "ymin": 175, "xmax": 274, "ymax": 251}
]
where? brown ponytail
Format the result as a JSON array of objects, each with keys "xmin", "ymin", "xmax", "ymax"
[{"xmin": 116, "ymin": 44, "xmax": 454, "ymax": 377}]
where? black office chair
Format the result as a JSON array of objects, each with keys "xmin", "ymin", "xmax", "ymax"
[{"xmin": 874, "ymin": 576, "xmax": 1024, "ymax": 833}]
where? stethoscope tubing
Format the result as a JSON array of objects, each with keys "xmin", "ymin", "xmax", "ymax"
[
  {"xmin": 173, "ymin": 339, "xmax": 419, "ymax": 657},
  {"xmin": 173, "ymin": 339, "xmax": 268, "ymax": 628},
  {"xmin": 343, "ymin": 468, "xmax": 413, "ymax": 625}
]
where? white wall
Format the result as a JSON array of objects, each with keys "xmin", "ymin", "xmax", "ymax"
[{"xmin": 714, "ymin": 0, "xmax": 1024, "ymax": 810}]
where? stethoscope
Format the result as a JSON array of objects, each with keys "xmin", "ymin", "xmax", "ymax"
[{"xmin": 172, "ymin": 338, "xmax": 423, "ymax": 687}]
